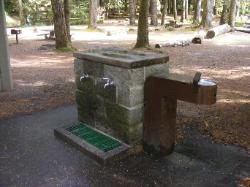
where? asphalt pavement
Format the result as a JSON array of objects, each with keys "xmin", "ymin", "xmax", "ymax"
[{"xmin": 0, "ymin": 105, "xmax": 249, "ymax": 187}]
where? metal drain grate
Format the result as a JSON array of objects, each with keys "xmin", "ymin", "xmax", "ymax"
[{"xmin": 67, "ymin": 122, "xmax": 121, "ymax": 152}]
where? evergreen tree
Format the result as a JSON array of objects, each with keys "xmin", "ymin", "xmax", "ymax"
[
  {"xmin": 135, "ymin": 0, "xmax": 149, "ymax": 48},
  {"xmin": 51, "ymin": 0, "xmax": 71, "ymax": 49}
]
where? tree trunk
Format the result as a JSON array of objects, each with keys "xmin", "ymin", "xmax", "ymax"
[
  {"xmin": 228, "ymin": 0, "xmax": 236, "ymax": 27},
  {"xmin": 150, "ymin": 0, "xmax": 158, "ymax": 25},
  {"xmin": 192, "ymin": 30, "xmax": 206, "ymax": 44},
  {"xmin": 206, "ymin": 24, "xmax": 231, "ymax": 38},
  {"xmin": 220, "ymin": 3, "xmax": 228, "ymax": 25},
  {"xmin": 124, "ymin": 0, "xmax": 128, "ymax": 13},
  {"xmin": 181, "ymin": 0, "xmax": 185, "ymax": 22},
  {"xmin": 88, "ymin": 0, "xmax": 97, "ymax": 29},
  {"xmin": 173, "ymin": 0, "xmax": 177, "ymax": 20},
  {"xmin": 51, "ymin": 0, "xmax": 71, "ymax": 49},
  {"xmin": 201, "ymin": 0, "xmax": 214, "ymax": 28},
  {"xmin": 135, "ymin": 0, "xmax": 149, "ymax": 48},
  {"xmin": 18, "ymin": 0, "xmax": 25, "ymax": 25},
  {"xmin": 161, "ymin": 0, "xmax": 168, "ymax": 25},
  {"xmin": 64, "ymin": 0, "xmax": 71, "ymax": 42},
  {"xmin": 129, "ymin": 0, "xmax": 136, "ymax": 25},
  {"xmin": 193, "ymin": 0, "xmax": 201, "ymax": 24},
  {"xmin": 0, "ymin": 0, "xmax": 13, "ymax": 91},
  {"xmin": 168, "ymin": 0, "xmax": 171, "ymax": 14},
  {"xmin": 185, "ymin": 0, "xmax": 188, "ymax": 19},
  {"xmin": 236, "ymin": 4, "xmax": 239, "ymax": 18}
]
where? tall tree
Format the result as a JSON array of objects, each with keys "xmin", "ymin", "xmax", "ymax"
[
  {"xmin": 168, "ymin": 0, "xmax": 172, "ymax": 14},
  {"xmin": 193, "ymin": 0, "xmax": 202, "ymax": 24},
  {"xmin": 228, "ymin": 0, "xmax": 236, "ymax": 27},
  {"xmin": 88, "ymin": 0, "xmax": 97, "ymax": 29},
  {"xmin": 181, "ymin": 0, "xmax": 185, "ymax": 22},
  {"xmin": 150, "ymin": 0, "xmax": 158, "ymax": 25},
  {"xmin": 135, "ymin": 0, "xmax": 149, "ymax": 48},
  {"xmin": 124, "ymin": 0, "xmax": 128, "ymax": 12},
  {"xmin": 0, "ymin": 0, "xmax": 13, "ymax": 91},
  {"xmin": 185, "ymin": 0, "xmax": 188, "ymax": 19},
  {"xmin": 220, "ymin": 3, "xmax": 228, "ymax": 25},
  {"xmin": 64, "ymin": 0, "xmax": 71, "ymax": 42},
  {"xmin": 129, "ymin": 0, "xmax": 136, "ymax": 25},
  {"xmin": 161, "ymin": 0, "xmax": 168, "ymax": 25},
  {"xmin": 201, "ymin": 0, "xmax": 214, "ymax": 28},
  {"xmin": 51, "ymin": 0, "xmax": 71, "ymax": 49},
  {"xmin": 18, "ymin": 0, "xmax": 25, "ymax": 25},
  {"xmin": 173, "ymin": 0, "xmax": 177, "ymax": 20}
]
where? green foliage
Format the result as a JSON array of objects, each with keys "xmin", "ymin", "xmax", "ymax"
[
  {"xmin": 106, "ymin": 0, "xmax": 124, "ymax": 10},
  {"xmin": 240, "ymin": 0, "xmax": 250, "ymax": 15},
  {"xmin": 5, "ymin": 0, "xmax": 89, "ymax": 26},
  {"xmin": 70, "ymin": 0, "xmax": 89, "ymax": 25},
  {"xmin": 165, "ymin": 26, "xmax": 175, "ymax": 31},
  {"xmin": 215, "ymin": 0, "xmax": 225, "ymax": 14},
  {"xmin": 235, "ymin": 21, "xmax": 244, "ymax": 27},
  {"xmin": 23, "ymin": 0, "xmax": 53, "ymax": 25},
  {"xmin": 4, "ymin": 0, "xmax": 18, "ymax": 16}
]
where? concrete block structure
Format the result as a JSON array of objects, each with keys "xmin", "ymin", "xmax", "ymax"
[{"xmin": 74, "ymin": 48, "xmax": 169, "ymax": 144}]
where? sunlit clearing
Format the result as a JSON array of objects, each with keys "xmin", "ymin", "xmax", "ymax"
[
  {"xmin": 217, "ymin": 98, "xmax": 250, "ymax": 104},
  {"xmin": 16, "ymin": 80, "xmax": 51, "ymax": 87}
]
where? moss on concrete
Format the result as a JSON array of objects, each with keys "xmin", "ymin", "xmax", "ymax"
[{"xmin": 75, "ymin": 75, "xmax": 95, "ymax": 92}]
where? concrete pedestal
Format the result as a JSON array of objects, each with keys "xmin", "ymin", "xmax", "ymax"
[{"xmin": 74, "ymin": 48, "xmax": 169, "ymax": 144}]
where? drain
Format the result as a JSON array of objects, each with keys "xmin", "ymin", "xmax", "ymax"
[
  {"xmin": 67, "ymin": 122, "xmax": 121, "ymax": 152},
  {"xmin": 54, "ymin": 122, "xmax": 129, "ymax": 165}
]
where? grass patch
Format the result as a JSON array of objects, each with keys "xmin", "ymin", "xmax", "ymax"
[
  {"xmin": 235, "ymin": 22, "xmax": 245, "ymax": 27},
  {"xmin": 56, "ymin": 47, "xmax": 78, "ymax": 53},
  {"xmin": 84, "ymin": 27, "xmax": 104, "ymax": 32},
  {"xmin": 183, "ymin": 25, "xmax": 200, "ymax": 32},
  {"xmin": 164, "ymin": 26, "xmax": 175, "ymax": 31}
]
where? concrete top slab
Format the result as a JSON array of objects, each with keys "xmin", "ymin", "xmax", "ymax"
[{"xmin": 74, "ymin": 48, "xmax": 169, "ymax": 69}]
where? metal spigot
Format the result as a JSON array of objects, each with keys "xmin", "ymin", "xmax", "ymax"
[
  {"xmin": 101, "ymin": 77, "xmax": 114, "ymax": 88},
  {"xmin": 80, "ymin": 73, "xmax": 89, "ymax": 82}
]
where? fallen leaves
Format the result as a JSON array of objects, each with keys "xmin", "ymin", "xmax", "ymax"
[{"xmin": 240, "ymin": 177, "xmax": 250, "ymax": 187}]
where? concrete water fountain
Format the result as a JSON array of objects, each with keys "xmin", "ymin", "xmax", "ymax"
[{"xmin": 54, "ymin": 48, "xmax": 217, "ymax": 164}]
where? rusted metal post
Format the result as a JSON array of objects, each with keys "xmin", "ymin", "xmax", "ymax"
[
  {"xmin": 11, "ymin": 29, "xmax": 21, "ymax": 44},
  {"xmin": 16, "ymin": 33, "xmax": 19, "ymax": 44}
]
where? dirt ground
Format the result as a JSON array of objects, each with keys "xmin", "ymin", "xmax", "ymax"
[{"xmin": 0, "ymin": 28, "xmax": 249, "ymax": 153}]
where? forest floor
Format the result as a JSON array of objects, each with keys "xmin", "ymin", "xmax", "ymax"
[{"xmin": 1, "ymin": 25, "xmax": 249, "ymax": 153}]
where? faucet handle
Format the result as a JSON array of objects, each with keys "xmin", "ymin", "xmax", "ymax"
[
  {"xmin": 193, "ymin": 72, "xmax": 202, "ymax": 86},
  {"xmin": 80, "ymin": 73, "xmax": 89, "ymax": 82}
]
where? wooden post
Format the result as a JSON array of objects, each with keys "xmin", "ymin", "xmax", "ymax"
[
  {"xmin": 143, "ymin": 74, "xmax": 217, "ymax": 156},
  {"xmin": 0, "ymin": 1, "xmax": 13, "ymax": 91}
]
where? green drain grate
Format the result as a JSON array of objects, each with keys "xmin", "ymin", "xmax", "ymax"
[{"xmin": 67, "ymin": 122, "xmax": 122, "ymax": 152}]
